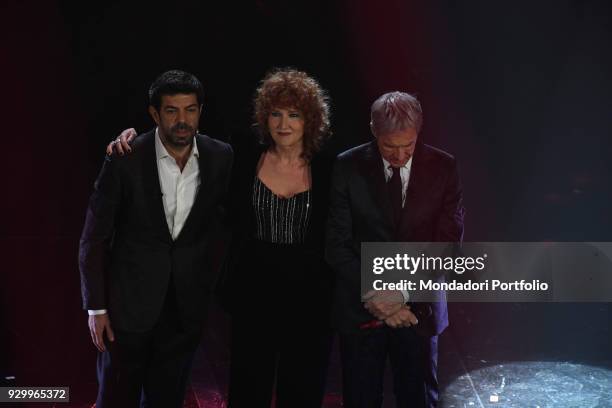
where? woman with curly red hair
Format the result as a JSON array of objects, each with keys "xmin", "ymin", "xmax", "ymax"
[{"xmin": 222, "ymin": 68, "xmax": 334, "ymax": 408}]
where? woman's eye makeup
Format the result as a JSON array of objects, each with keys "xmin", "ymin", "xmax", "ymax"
[{"xmin": 269, "ymin": 110, "xmax": 301, "ymax": 119}]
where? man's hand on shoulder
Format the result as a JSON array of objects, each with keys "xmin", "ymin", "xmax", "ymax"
[
  {"xmin": 88, "ymin": 313, "xmax": 115, "ymax": 352},
  {"xmin": 105, "ymin": 128, "xmax": 138, "ymax": 156}
]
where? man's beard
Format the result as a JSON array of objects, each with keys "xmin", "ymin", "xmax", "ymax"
[{"xmin": 165, "ymin": 122, "xmax": 196, "ymax": 147}]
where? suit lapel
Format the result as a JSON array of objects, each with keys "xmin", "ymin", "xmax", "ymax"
[
  {"xmin": 174, "ymin": 134, "xmax": 213, "ymax": 242},
  {"xmin": 360, "ymin": 142, "xmax": 395, "ymax": 235},
  {"xmin": 141, "ymin": 131, "xmax": 173, "ymax": 243},
  {"xmin": 401, "ymin": 142, "xmax": 429, "ymax": 236}
]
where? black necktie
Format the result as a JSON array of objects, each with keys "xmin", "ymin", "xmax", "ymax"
[{"xmin": 388, "ymin": 166, "xmax": 403, "ymax": 223}]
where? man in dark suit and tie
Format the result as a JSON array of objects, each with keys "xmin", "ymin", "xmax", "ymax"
[
  {"xmin": 326, "ymin": 91, "xmax": 464, "ymax": 407},
  {"xmin": 79, "ymin": 70, "xmax": 233, "ymax": 407}
]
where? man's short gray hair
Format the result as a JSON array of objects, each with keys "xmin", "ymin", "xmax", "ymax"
[{"xmin": 370, "ymin": 91, "xmax": 423, "ymax": 136}]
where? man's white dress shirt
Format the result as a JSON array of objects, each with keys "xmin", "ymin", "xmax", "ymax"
[{"xmin": 382, "ymin": 156, "xmax": 412, "ymax": 207}]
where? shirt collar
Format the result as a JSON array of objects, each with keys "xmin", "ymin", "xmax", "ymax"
[
  {"xmin": 155, "ymin": 127, "xmax": 199, "ymax": 161},
  {"xmin": 382, "ymin": 156, "xmax": 413, "ymax": 172}
]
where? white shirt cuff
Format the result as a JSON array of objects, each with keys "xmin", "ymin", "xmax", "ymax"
[
  {"xmin": 88, "ymin": 309, "xmax": 107, "ymax": 316},
  {"xmin": 400, "ymin": 290, "xmax": 409, "ymax": 303}
]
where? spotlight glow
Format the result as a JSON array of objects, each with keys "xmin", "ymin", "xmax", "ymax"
[{"xmin": 443, "ymin": 362, "xmax": 612, "ymax": 407}]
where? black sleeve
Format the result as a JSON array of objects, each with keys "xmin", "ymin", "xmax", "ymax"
[
  {"xmin": 434, "ymin": 157, "xmax": 465, "ymax": 242},
  {"xmin": 78, "ymin": 155, "xmax": 122, "ymax": 310},
  {"xmin": 325, "ymin": 157, "xmax": 361, "ymax": 296}
]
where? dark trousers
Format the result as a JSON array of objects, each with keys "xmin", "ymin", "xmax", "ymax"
[
  {"xmin": 96, "ymin": 286, "xmax": 201, "ymax": 408},
  {"xmin": 339, "ymin": 326, "xmax": 439, "ymax": 408},
  {"xmin": 227, "ymin": 316, "xmax": 332, "ymax": 408}
]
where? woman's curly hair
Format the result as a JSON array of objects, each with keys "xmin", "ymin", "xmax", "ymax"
[{"xmin": 253, "ymin": 68, "xmax": 331, "ymax": 161}]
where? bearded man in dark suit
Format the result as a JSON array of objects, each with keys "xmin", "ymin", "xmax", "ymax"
[{"xmin": 79, "ymin": 70, "xmax": 233, "ymax": 407}]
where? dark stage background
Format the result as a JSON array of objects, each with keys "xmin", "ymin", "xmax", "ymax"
[{"xmin": 2, "ymin": 0, "xmax": 612, "ymax": 405}]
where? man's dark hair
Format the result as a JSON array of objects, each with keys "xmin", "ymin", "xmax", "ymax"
[{"xmin": 148, "ymin": 70, "xmax": 204, "ymax": 110}]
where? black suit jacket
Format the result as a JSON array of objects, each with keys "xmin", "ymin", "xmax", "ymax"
[
  {"xmin": 79, "ymin": 130, "xmax": 233, "ymax": 332},
  {"xmin": 325, "ymin": 140, "xmax": 464, "ymax": 336}
]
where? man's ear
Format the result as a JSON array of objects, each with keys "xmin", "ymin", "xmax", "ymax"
[{"xmin": 149, "ymin": 105, "xmax": 160, "ymax": 125}]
